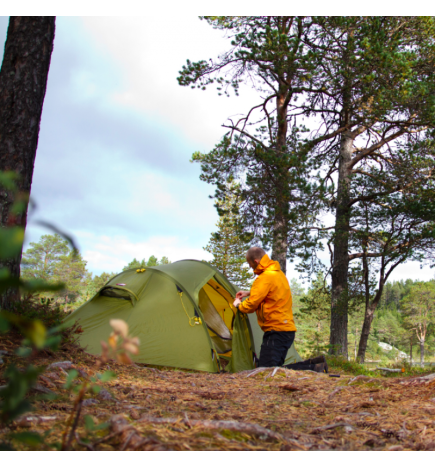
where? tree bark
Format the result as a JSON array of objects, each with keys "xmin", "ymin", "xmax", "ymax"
[
  {"xmin": 270, "ymin": 89, "xmax": 290, "ymax": 274},
  {"xmin": 0, "ymin": 16, "xmax": 55, "ymax": 309},
  {"xmin": 329, "ymin": 132, "xmax": 353, "ymax": 356},
  {"xmin": 420, "ymin": 340, "xmax": 425, "ymax": 367},
  {"xmin": 410, "ymin": 338, "xmax": 413, "ymax": 364},
  {"xmin": 271, "ymin": 214, "xmax": 288, "ymax": 274},
  {"xmin": 357, "ymin": 304, "xmax": 375, "ymax": 363}
]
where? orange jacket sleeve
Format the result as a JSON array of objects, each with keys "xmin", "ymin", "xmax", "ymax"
[{"xmin": 238, "ymin": 276, "xmax": 271, "ymax": 314}]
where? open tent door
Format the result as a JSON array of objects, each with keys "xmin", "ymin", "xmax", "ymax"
[
  {"xmin": 247, "ymin": 313, "xmax": 302, "ymax": 365},
  {"xmin": 198, "ymin": 278, "xmax": 255, "ymax": 372}
]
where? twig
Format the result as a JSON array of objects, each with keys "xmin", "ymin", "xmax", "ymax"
[
  {"xmin": 74, "ymin": 432, "xmax": 94, "ymax": 451},
  {"xmin": 120, "ymin": 431, "xmax": 135, "ymax": 451},
  {"xmin": 245, "ymin": 367, "xmax": 269, "ymax": 378},
  {"xmin": 328, "ymin": 386, "xmax": 345, "ymax": 399},
  {"xmin": 184, "ymin": 412, "xmax": 192, "ymax": 429},
  {"xmin": 93, "ymin": 431, "xmax": 120, "ymax": 446},
  {"xmin": 65, "ymin": 400, "xmax": 83, "ymax": 450}
]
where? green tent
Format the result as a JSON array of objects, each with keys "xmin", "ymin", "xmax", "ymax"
[{"xmin": 68, "ymin": 260, "xmax": 301, "ymax": 372}]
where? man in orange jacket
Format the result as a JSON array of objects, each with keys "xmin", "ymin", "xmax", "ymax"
[{"xmin": 233, "ymin": 246, "xmax": 297, "ymax": 367}]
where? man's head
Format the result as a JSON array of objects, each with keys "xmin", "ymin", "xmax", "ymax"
[{"xmin": 246, "ymin": 246, "xmax": 266, "ymax": 270}]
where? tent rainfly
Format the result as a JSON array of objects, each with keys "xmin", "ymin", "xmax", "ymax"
[{"xmin": 68, "ymin": 260, "xmax": 301, "ymax": 372}]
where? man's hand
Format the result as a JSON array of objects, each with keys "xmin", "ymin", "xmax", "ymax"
[
  {"xmin": 236, "ymin": 291, "xmax": 250, "ymax": 300},
  {"xmin": 233, "ymin": 298, "xmax": 241, "ymax": 308}
]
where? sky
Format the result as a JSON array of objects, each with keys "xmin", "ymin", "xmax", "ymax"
[{"xmin": 0, "ymin": 15, "xmax": 434, "ymax": 286}]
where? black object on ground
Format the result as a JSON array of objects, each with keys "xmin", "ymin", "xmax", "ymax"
[{"xmin": 284, "ymin": 355, "xmax": 328, "ymax": 373}]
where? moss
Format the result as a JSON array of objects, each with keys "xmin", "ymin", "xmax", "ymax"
[{"xmin": 219, "ymin": 429, "xmax": 250, "ymax": 442}]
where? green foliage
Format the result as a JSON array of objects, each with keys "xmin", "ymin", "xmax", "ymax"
[
  {"xmin": 297, "ymin": 273, "xmax": 331, "ymax": 357},
  {"xmin": 400, "ymin": 281, "xmax": 435, "ymax": 365},
  {"xmin": 0, "ymin": 170, "xmax": 82, "ymax": 449},
  {"xmin": 203, "ymin": 187, "xmax": 253, "ymax": 289},
  {"xmin": 122, "ymin": 255, "xmax": 171, "ymax": 271},
  {"xmin": 0, "ymin": 364, "xmax": 42, "ymax": 424},
  {"xmin": 181, "ymin": 17, "xmax": 320, "ymax": 266},
  {"xmin": 21, "ymin": 234, "xmax": 88, "ymax": 302},
  {"xmin": 289, "ymin": 278, "xmax": 305, "ymax": 297},
  {"xmin": 327, "ymin": 356, "xmax": 376, "ymax": 377}
]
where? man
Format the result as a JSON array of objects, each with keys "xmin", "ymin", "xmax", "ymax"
[{"xmin": 233, "ymin": 246, "xmax": 296, "ymax": 367}]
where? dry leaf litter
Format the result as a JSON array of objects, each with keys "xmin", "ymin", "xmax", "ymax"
[{"xmin": 1, "ymin": 336, "xmax": 435, "ymax": 451}]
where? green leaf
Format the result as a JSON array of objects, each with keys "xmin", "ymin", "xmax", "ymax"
[
  {"xmin": 10, "ymin": 431, "xmax": 44, "ymax": 447},
  {"xmin": 99, "ymin": 370, "xmax": 116, "ymax": 383},
  {"xmin": 84, "ymin": 414, "xmax": 95, "ymax": 431},
  {"xmin": 43, "ymin": 335, "xmax": 62, "ymax": 351},
  {"xmin": 15, "ymin": 347, "xmax": 32, "ymax": 358},
  {"xmin": 64, "ymin": 369, "xmax": 78, "ymax": 389},
  {"xmin": 25, "ymin": 320, "xmax": 47, "ymax": 349},
  {"xmin": 0, "ymin": 171, "xmax": 18, "ymax": 190},
  {"xmin": 91, "ymin": 385, "xmax": 101, "ymax": 394},
  {"xmin": 0, "ymin": 227, "xmax": 24, "ymax": 260},
  {"xmin": 94, "ymin": 421, "xmax": 110, "ymax": 431},
  {"xmin": 0, "ymin": 442, "xmax": 15, "ymax": 451},
  {"xmin": 0, "ymin": 315, "xmax": 10, "ymax": 333}
]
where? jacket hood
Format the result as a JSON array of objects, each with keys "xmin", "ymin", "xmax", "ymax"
[{"xmin": 254, "ymin": 254, "xmax": 281, "ymax": 275}]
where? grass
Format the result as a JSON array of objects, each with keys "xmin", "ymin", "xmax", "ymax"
[{"xmin": 326, "ymin": 355, "xmax": 435, "ymax": 378}]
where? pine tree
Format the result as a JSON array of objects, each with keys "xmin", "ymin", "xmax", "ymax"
[
  {"xmin": 204, "ymin": 192, "xmax": 253, "ymax": 290},
  {"xmin": 21, "ymin": 234, "xmax": 88, "ymax": 303},
  {"xmin": 401, "ymin": 282, "xmax": 435, "ymax": 367},
  {"xmin": 122, "ymin": 256, "xmax": 171, "ymax": 271}
]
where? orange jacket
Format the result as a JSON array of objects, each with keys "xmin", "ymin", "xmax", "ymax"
[{"xmin": 238, "ymin": 254, "xmax": 296, "ymax": 332}]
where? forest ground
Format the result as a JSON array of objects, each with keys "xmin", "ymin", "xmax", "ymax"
[{"xmin": 1, "ymin": 333, "xmax": 435, "ymax": 451}]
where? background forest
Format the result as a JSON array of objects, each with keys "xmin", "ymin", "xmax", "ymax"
[{"xmin": 21, "ymin": 230, "xmax": 435, "ymax": 367}]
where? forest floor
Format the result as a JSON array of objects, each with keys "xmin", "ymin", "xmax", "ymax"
[{"xmin": 1, "ymin": 334, "xmax": 435, "ymax": 451}]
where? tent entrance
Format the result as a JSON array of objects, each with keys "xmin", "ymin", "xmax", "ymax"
[{"xmin": 198, "ymin": 278, "xmax": 237, "ymax": 358}]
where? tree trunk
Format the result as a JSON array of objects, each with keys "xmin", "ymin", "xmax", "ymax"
[
  {"xmin": 357, "ymin": 304, "xmax": 376, "ymax": 363},
  {"xmin": 410, "ymin": 338, "xmax": 413, "ymax": 365},
  {"xmin": 271, "ymin": 89, "xmax": 289, "ymax": 274},
  {"xmin": 329, "ymin": 132, "xmax": 353, "ymax": 356},
  {"xmin": 420, "ymin": 340, "xmax": 425, "ymax": 367},
  {"xmin": 0, "ymin": 16, "xmax": 55, "ymax": 309},
  {"xmin": 354, "ymin": 325, "xmax": 358, "ymax": 361},
  {"xmin": 271, "ymin": 214, "xmax": 288, "ymax": 274}
]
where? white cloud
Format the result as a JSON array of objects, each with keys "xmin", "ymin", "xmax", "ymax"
[
  {"xmin": 80, "ymin": 16, "xmax": 260, "ymax": 149},
  {"xmin": 78, "ymin": 232, "xmax": 213, "ymax": 274}
]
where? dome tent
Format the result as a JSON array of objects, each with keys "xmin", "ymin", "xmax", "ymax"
[{"xmin": 69, "ymin": 260, "xmax": 301, "ymax": 372}]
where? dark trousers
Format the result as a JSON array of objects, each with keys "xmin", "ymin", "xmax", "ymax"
[{"xmin": 259, "ymin": 331, "xmax": 295, "ymax": 367}]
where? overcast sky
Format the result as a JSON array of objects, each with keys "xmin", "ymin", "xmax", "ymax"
[{"xmin": 0, "ymin": 15, "xmax": 433, "ymax": 285}]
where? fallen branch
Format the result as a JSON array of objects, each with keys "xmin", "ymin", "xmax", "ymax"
[
  {"xmin": 311, "ymin": 423, "xmax": 354, "ymax": 434},
  {"xmin": 244, "ymin": 367, "xmax": 269, "ymax": 378},
  {"xmin": 375, "ymin": 367, "xmax": 402, "ymax": 373},
  {"xmin": 328, "ymin": 386, "xmax": 345, "ymax": 399},
  {"xmin": 138, "ymin": 414, "xmax": 308, "ymax": 449},
  {"xmin": 75, "ymin": 432, "xmax": 94, "ymax": 451},
  {"xmin": 110, "ymin": 415, "xmax": 166, "ymax": 450},
  {"xmin": 348, "ymin": 375, "xmax": 371, "ymax": 384}
]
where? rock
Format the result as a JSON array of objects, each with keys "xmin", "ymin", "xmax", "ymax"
[
  {"xmin": 82, "ymin": 399, "xmax": 99, "ymax": 407},
  {"xmin": 130, "ymin": 409, "xmax": 141, "ymax": 420},
  {"xmin": 388, "ymin": 445, "xmax": 404, "ymax": 451},
  {"xmin": 48, "ymin": 361, "xmax": 73, "ymax": 370},
  {"xmin": 32, "ymin": 383, "xmax": 55, "ymax": 394},
  {"xmin": 47, "ymin": 361, "xmax": 88, "ymax": 378},
  {"xmin": 99, "ymin": 389, "xmax": 114, "ymax": 401}
]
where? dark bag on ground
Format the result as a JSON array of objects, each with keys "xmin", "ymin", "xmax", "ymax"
[{"xmin": 284, "ymin": 355, "xmax": 328, "ymax": 373}]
